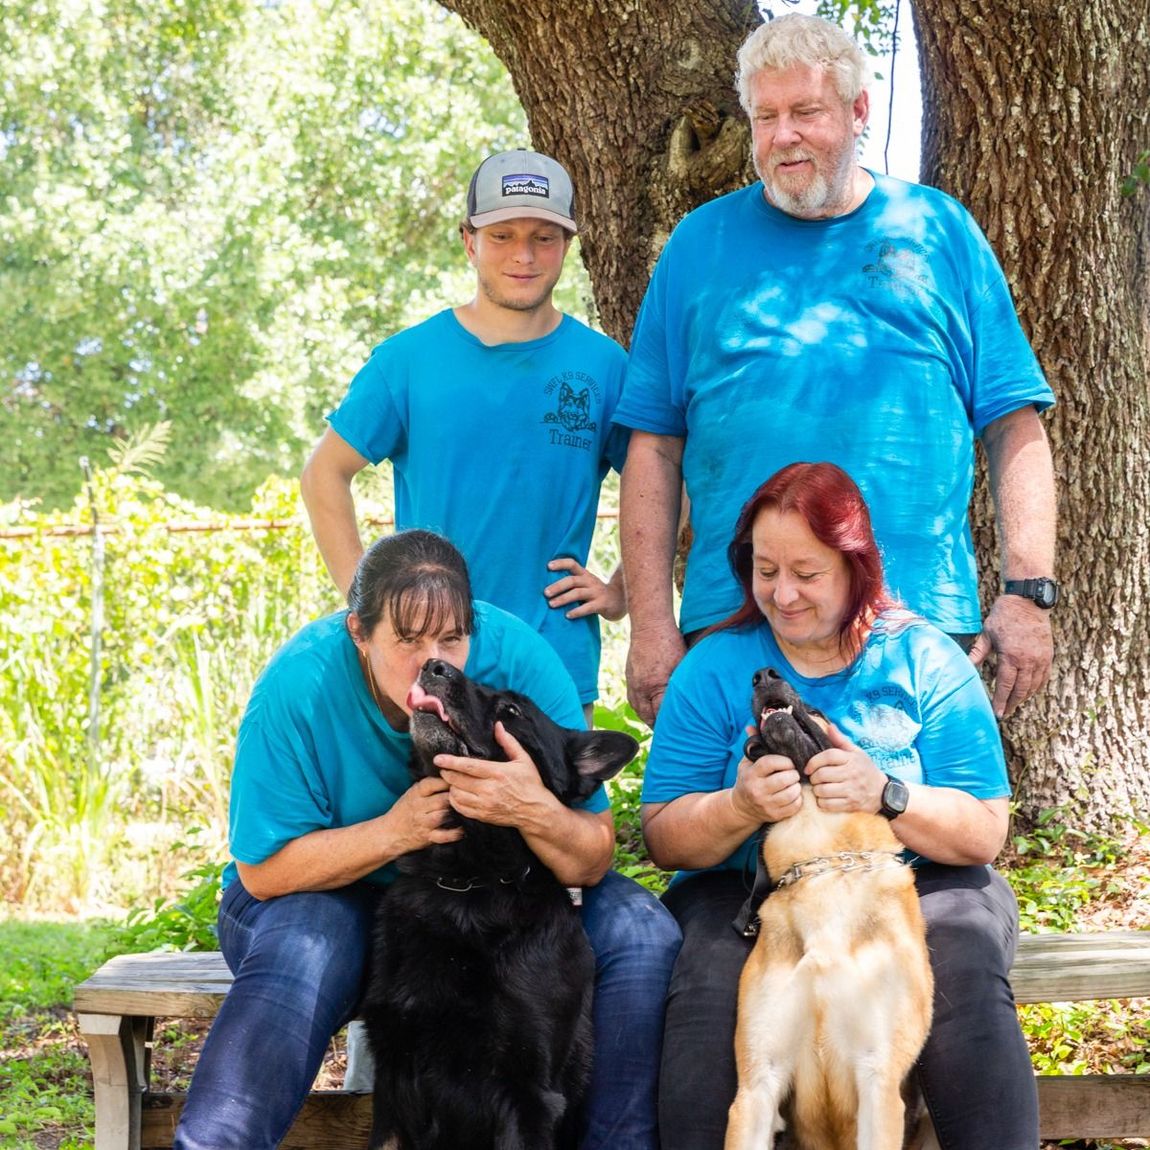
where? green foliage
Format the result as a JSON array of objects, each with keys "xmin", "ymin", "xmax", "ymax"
[
  {"xmin": 1120, "ymin": 148, "xmax": 1150, "ymax": 197},
  {"xmin": 111, "ymin": 860, "xmax": 225, "ymax": 953},
  {"xmin": 0, "ymin": 918, "xmax": 109, "ymax": 1148},
  {"xmin": 0, "ymin": 0, "xmax": 541, "ymax": 510},
  {"xmin": 0, "ymin": 438, "xmax": 343, "ymax": 910},
  {"xmin": 1005, "ymin": 807, "xmax": 1136, "ymax": 933},
  {"xmin": 597, "ymin": 699, "xmax": 673, "ymax": 896}
]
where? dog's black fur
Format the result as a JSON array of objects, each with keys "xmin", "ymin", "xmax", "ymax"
[
  {"xmin": 743, "ymin": 667, "xmax": 831, "ymax": 772},
  {"xmin": 360, "ymin": 660, "xmax": 638, "ymax": 1150}
]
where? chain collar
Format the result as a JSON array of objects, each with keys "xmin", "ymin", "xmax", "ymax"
[{"xmin": 774, "ymin": 849, "xmax": 906, "ymax": 890}]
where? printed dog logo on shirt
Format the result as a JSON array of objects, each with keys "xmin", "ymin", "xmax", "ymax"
[
  {"xmin": 542, "ymin": 372, "xmax": 602, "ymax": 452},
  {"xmin": 546, "ymin": 382, "xmax": 596, "ymax": 433}
]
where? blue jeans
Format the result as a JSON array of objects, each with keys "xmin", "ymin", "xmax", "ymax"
[
  {"xmin": 174, "ymin": 870, "xmax": 680, "ymax": 1150},
  {"xmin": 657, "ymin": 865, "xmax": 1037, "ymax": 1150}
]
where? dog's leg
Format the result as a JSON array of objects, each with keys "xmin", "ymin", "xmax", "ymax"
[
  {"xmin": 726, "ymin": 951, "xmax": 805, "ymax": 1150},
  {"xmin": 854, "ymin": 1066, "xmax": 907, "ymax": 1150}
]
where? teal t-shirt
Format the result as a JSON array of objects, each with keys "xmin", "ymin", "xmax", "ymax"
[
  {"xmin": 329, "ymin": 310, "xmax": 629, "ymax": 703},
  {"xmin": 615, "ymin": 175, "xmax": 1055, "ymax": 635},
  {"xmin": 223, "ymin": 600, "xmax": 600, "ymax": 888},
  {"xmin": 641, "ymin": 613, "xmax": 1009, "ymax": 879}
]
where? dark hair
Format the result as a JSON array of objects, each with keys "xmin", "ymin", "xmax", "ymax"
[
  {"xmin": 719, "ymin": 462, "xmax": 897, "ymax": 655},
  {"xmin": 348, "ymin": 531, "xmax": 474, "ymax": 641}
]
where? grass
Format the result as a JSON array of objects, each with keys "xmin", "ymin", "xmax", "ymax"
[{"xmin": 0, "ymin": 918, "xmax": 111, "ymax": 1149}]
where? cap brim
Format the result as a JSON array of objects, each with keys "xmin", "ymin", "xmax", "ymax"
[{"xmin": 469, "ymin": 206, "xmax": 577, "ymax": 234}]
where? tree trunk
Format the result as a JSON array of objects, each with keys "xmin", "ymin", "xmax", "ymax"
[
  {"xmin": 436, "ymin": 0, "xmax": 757, "ymax": 343},
  {"xmin": 915, "ymin": 0, "xmax": 1150, "ymax": 825},
  {"xmin": 437, "ymin": 0, "xmax": 1150, "ymax": 829}
]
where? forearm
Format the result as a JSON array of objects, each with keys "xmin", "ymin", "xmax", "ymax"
[
  {"xmin": 236, "ymin": 815, "xmax": 397, "ymax": 899},
  {"xmin": 520, "ymin": 807, "xmax": 615, "ymax": 886},
  {"xmin": 300, "ymin": 482, "xmax": 364, "ymax": 599},
  {"xmin": 983, "ymin": 407, "xmax": 1056, "ymax": 579},
  {"xmin": 619, "ymin": 432, "xmax": 684, "ymax": 632},
  {"xmin": 300, "ymin": 429, "xmax": 371, "ymax": 598},
  {"xmin": 642, "ymin": 792, "xmax": 761, "ymax": 871},
  {"xmin": 891, "ymin": 790, "xmax": 1008, "ymax": 866}
]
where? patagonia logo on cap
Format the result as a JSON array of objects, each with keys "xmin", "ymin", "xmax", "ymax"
[{"xmin": 501, "ymin": 174, "xmax": 550, "ymax": 199}]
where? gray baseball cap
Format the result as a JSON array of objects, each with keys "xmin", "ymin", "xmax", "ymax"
[{"xmin": 466, "ymin": 149, "xmax": 578, "ymax": 233}]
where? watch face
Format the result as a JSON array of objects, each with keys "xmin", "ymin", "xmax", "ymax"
[
  {"xmin": 1035, "ymin": 579, "xmax": 1059, "ymax": 608},
  {"xmin": 881, "ymin": 776, "xmax": 909, "ymax": 818}
]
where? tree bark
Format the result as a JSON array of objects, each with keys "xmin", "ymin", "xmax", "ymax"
[
  {"xmin": 915, "ymin": 0, "xmax": 1150, "ymax": 825},
  {"xmin": 437, "ymin": 0, "xmax": 1150, "ymax": 828}
]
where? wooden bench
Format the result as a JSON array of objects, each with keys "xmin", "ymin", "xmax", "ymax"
[{"xmin": 75, "ymin": 931, "xmax": 1150, "ymax": 1149}]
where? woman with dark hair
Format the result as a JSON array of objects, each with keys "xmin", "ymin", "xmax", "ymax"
[
  {"xmin": 641, "ymin": 463, "xmax": 1037, "ymax": 1150},
  {"xmin": 174, "ymin": 530, "xmax": 680, "ymax": 1150}
]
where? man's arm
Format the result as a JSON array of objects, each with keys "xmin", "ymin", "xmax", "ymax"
[
  {"xmin": 300, "ymin": 427, "xmax": 373, "ymax": 599},
  {"xmin": 619, "ymin": 431, "xmax": 687, "ymax": 725},
  {"xmin": 971, "ymin": 405, "xmax": 1057, "ymax": 718}
]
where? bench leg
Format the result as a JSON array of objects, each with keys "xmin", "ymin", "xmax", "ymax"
[{"xmin": 77, "ymin": 1012, "xmax": 150, "ymax": 1150}]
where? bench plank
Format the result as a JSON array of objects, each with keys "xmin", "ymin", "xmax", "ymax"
[
  {"xmin": 135, "ymin": 1079, "xmax": 1150, "ymax": 1148},
  {"xmin": 75, "ymin": 951, "xmax": 232, "ymax": 1020},
  {"xmin": 75, "ymin": 930, "xmax": 1150, "ymax": 1149},
  {"xmin": 1010, "ymin": 930, "xmax": 1150, "ymax": 1003}
]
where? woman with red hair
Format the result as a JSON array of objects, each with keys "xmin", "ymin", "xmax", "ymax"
[{"xmin": 641, "ymin": 462, "xmax": 1036, "ymax": 1150}]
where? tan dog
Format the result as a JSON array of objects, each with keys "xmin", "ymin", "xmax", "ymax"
[{"xmin": 725, "ymin": 669, "xmax": 933, "ymax": 1150}]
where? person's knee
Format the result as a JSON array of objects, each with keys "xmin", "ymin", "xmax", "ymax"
[{"xmin": 582, "ymin": 872, "xmax": 682, "ymax": 968}]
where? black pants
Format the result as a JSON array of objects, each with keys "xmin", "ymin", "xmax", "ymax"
[{"xmin": 658, "ymin": 865, "xmax": 1038, "ymax": 1150}]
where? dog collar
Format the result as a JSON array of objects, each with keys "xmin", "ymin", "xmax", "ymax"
[
  {"xmin": 434, "ymin": 865, "xmax": 533, "ymax": 893},
  {"xmin": 775, "ymin": 850, "xmax": 906, "ymax": 889}
]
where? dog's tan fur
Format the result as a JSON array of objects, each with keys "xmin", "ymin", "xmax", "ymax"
[{"xmin": 725, "ymin": 710, "xmax": 933, "ymax": 1150}]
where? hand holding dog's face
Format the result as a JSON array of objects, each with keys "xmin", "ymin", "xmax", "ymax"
[
  {"xmin": 383, "ymin": 775, "xmax": 466, "ymax": 855},
  {"xmin": 731, "ymin": 736, "xmax": 804, "ymax": 825},
  {"xmin": 434, "ymin": 721, "xmax": 557, "ymax": 829}
]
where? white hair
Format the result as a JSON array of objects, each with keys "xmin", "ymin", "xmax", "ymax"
[{"xmin": 736, "ymin": 13, "xmax": 868, "ymax": 114}]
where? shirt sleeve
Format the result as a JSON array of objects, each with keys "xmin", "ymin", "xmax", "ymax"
[
  {"xmin": 913, "ymin": 628, "xmax": 1011, "ymax": 799},
  {"xmin": 642, "ymin": 649, "xmax": 745, "ymax": 804},
  {"xmin": 327, "ymin": 341, "xmax": 407, "ymax": 465},
  {"xmin": 612, "ymin": 240, "xmax": 689, "ymax": 437},
  {"xmin": 961, "ymin": 217, "xmax": 1055, "ymax": 435}
]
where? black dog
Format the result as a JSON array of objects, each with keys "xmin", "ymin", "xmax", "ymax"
[
  {"xmin": 360, "ymin": 659, "xmax": 639, "ymax": 1150},
  {"xmin": 743, "ymin": 666, "xmax": 832, "ymax": 769}
]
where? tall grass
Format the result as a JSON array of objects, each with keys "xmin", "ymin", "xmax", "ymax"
[{"xmin": 0, "ymin": 453, "xmax": 339, "ymax": 911}]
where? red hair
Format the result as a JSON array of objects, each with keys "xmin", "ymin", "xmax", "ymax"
[{"xmin": 716, "ymin": 462, "xmax": 898, "ymax": 655}]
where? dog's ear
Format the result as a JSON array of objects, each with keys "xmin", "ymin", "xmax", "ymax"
[{"xmin": 565, "ymin": 730, "xmax": 640, "ymax": 796}]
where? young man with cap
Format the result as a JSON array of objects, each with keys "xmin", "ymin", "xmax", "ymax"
[{"xmin": 302, "ymin": 148, "xmax": 629, "ymax": 725}]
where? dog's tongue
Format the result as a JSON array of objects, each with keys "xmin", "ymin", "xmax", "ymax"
[{"xmin": 406, "ymin": 681, "xmax": 449, "ymax": 722}]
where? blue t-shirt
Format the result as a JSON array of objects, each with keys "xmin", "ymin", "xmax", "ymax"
[
  {"xmin": 329, "ymin": 310, "xmax": 630, "ymax": 703},
  {"xmin": 615, "ymin": 176, "xmax": 1055, "ymax": 635},
  {"xmin": 641, "ymin": 613, "xmax": 1009, "ymax": 879},
  {"xmin": 223, "ymin": 600, "xmax": 601, "ymax": 889}
]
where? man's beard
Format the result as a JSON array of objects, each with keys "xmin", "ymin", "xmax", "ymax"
[{"xmin": 759, "ymin": 146, "xmax": 857, "ymax": 219}]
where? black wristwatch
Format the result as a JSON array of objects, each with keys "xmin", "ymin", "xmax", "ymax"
[
  {"xmin": 1003, "ymin": 577, "xmax": 1060, "ymax": 610},
  {"xmin": 879, "ymin": 774, "xmax": 910, "ymax": 820}
]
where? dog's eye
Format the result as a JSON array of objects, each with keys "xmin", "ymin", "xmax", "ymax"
[{"xmin": 499, "ymin": 703, "xmax": 522, "ymax": 720}]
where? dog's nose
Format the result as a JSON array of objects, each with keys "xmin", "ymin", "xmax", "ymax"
[{"xmin": 425, "ymin": 660, "xmax": 451, "ymax": 678}]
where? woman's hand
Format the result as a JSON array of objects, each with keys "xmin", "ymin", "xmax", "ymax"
[
  {"xmin": 434, "ymin": 722, "xmax": 559, "ymax": 831},
  {"xmin": 731, "ymin": 726, "xmax": 804, "ymax": 824},
  {"xmin": 805, "ymin": 722, "xmax": 886, "ymax": 814},
  {"xmin": 383, "ymin": 776, "xmax": 465, "ymax": 855}
]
